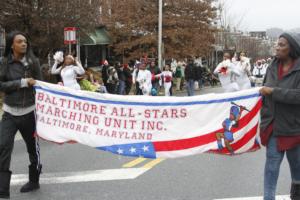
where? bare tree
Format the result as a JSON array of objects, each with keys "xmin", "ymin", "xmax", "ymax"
[
  {"xmin": 217, "ymin": 0, "xmax": 247, "ymax": 31},
  {"xmin": 0, "ymin": 0, "xmax": 101, "ymax": 61},
  {"xmin": 101, "ymin": 0, "xmax": 217, "ymax": 61}
]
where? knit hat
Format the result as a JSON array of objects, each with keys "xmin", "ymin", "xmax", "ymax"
[{"xmin": 279, "ymin": 32, "xmax": 300, "ymax": 58}]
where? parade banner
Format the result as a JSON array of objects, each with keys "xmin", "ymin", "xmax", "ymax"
[{"xmin": 34, "ymin": 81, "xmax": 262, "ymax": 158}]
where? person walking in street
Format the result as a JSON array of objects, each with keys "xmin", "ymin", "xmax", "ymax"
[
  {"xmin": 214, "ymin": 52, "xmax": 240, "ymax": 92},
  {"xmin": 133, "ymin": 62, "xmax": 152, "ymax": 95},
  {"xmin": 148, "ymin": 61, "xmax": 161, "ymax": 91},
  {"xmin": 260, "ymin": 32, "xmax": 300, "ymax": 200},
  {"xmin": 157, "ymin": 64, "xmax": 173, "ymax": 96},
  {"xmin": 51, "ymin": 53, "xmax": 85, "ymax": 90},
  {"xmin": 123, "ymin": 64, "xmax": 133, "ymax": 95},
  {"xmin": 175, "ymin": 63, "xmax": 183, "ymax": 91},
  {"xmin": 180, "ymin": 62, "xmax": 186, "ymax": 90},
  {"xmin": 132, "ymin": 62, "xmax": 142, "ymax": 95},
  {"xmin": 185, "ymin": 59, "xmax": 196, "ymax": 96},
  {"xmin": 253, "ymin": 60, "xmax": 266, "ymax": 78},
  {"xmin": 101, "ymin": 60, "xmax": 109, "ymax": 89},
  {"xmin": 235, "ymin": 52, "xmax": 252, "ymax": 90},
  {"xmin": 195, "ymin": 64, "xmax": 203, "ymax": 90},
  {"xmin": 253, "ymin": 60, "xmax": 267, "ymax": 86},
  {"xmin": 106, "ymin": 65, "xmax": 119, "ymax": 94},
  {"xmin": 116, "ymin": 62, "xmax": 127, "ymax": 95},
  {"xmin": 0, "ymin": 31, "xmax": 43, "ymax": 198}
]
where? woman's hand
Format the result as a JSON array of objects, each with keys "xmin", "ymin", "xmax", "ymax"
[
  {"xmin": 27, "ymin": 78, "xmax": 36, "ymax": 86},
  {"xmin": 260, "ymin": 86, "xmax": 274, "ymax": 96}
]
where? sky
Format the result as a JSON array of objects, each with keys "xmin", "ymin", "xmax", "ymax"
[{"xmin": 223, "ymin": 0, "xmax": 300, "ymax": 31}]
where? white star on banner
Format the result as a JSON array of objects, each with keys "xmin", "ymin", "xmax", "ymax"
[
  {"xmin": 117, "ymin": 148, "xmax": 124, "ymax": 154},
  {"xmin": 129, "ymin": 147, "xmax": 137, "ymax": 153},
  {"xmin": 142, "ymin": 145, "xmax": 149, "ymax": 152}
]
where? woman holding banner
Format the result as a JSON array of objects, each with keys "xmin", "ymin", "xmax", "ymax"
[
  {"xmin": 260, "ymin": 32, "xmax": 300, "ymax": 200},
  {"xmin": 0, "ymin": 31, "xmax": 43, "ymax": 198}
]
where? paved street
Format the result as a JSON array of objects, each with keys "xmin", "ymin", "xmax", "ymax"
[
  {"xmin": 1, "ymin": 0, "xmax": 299, "ymax": 199},
  {"xmin": 9, "ymin": 87, "xmax": 291, "ymax": 200}
]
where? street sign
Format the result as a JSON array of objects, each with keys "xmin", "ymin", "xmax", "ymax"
[{"xmin": 64, "ymin": 27, "xmax": 76, "ymax": 45}]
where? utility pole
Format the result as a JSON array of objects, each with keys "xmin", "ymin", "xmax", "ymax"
[
  {"xmin": 158, "ymin": 0, "xmax": 163, "ymax": 69},
  {"xmin": 76, "ymin": 28, "xmax": 80, "ymax": 63}
]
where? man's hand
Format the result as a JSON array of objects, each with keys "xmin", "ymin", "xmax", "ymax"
[
  {"xmin": 27, "ymin": 78, "xmax": 36, "ymax": 86},
  {"xmin": 260, "ymin": 86, "xmax": 273, "ymax": 96}
]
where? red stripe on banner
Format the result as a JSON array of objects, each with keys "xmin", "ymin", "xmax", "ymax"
[
  {"xmin": 234, "ymin": 124, "xmax": 259, "ymax": 151},
  {"xmin": 209, "ymin": 123, "xmax": 259, "ymax": 154},
  {"xmin": 153, "ymin": 99, "xmax": 262, "ymax": 152},
  {"xmin": 249, "ymin": 142, "xmax": 261, "ymax": 152}
]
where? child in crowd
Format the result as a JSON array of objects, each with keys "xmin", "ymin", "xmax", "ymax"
[{"xmin": 157, "ymin": 64, "xmax": 173, "ymax": 96}]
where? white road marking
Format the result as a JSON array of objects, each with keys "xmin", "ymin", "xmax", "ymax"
[
  {"xmin": 11, "ymin": 168, "xmax": 150, "ymax": 186},
  {"xmin": 214, "ymin": 195, "xmax": 290, "ymax": 200},
  {"xmin": 15, "ymin": 132, "xmax": 22, "ymax": 141}
]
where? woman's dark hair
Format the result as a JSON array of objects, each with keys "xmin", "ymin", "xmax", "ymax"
[
  {"xmin": 3, "ymin": 31, "xmax": 39, "ymax": 76},
  {"xmin": 4, "ymin": 31, "xmax": 36, "ymax": 60}
]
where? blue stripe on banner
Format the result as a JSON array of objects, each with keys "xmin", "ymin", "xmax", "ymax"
[
  {"xmin": 34, "ymin": 86, "xmax": 260, "ymax": 107},
  {"xmin": 96, "ymin": 142, "xmax": 156, "ymax": 159}
]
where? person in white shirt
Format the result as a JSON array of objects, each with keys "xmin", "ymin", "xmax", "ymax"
[
  {"xmin": 252, "ymin": 60, "xmax": 267, "ymax": 86},
  {"xmin": 156, "ymin": 64, "xmax": 173, "ymax": 96},
  {"xmin": 252, "ymin": 60, "xmax": 266, "ymax": 78},
  {"xmin": 51, "ymin": 54, "xmax": 85, "ymax": 90},
  {"xmin": 214, "ymin": 52, "xmax": 241, "ymax": 92},
  {"xmin": 235, "ymin": 52, "xmax": 252, "ymax": 90},
  {"xmin": 132, "ymin": 62, "xmax": 152, "ymax": 95}
]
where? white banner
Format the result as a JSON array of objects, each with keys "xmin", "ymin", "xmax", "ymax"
[{"xmin": 34, "ymin": 81, "xmax": 262, "ymax": 158}]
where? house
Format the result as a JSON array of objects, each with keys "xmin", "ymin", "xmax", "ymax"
[{"xmin": 80, "ymin": 26, "xmax": 112, "ymax": 67}]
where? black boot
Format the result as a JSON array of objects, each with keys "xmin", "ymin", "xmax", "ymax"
[
  {"xmin": 20, "ymin": 164, "xmax": 42, "ymax": 193},
  {"xmin": 0, "ymin": 171, "xmax": 11, "ymax": 199},
  {"xmin": 291, "ymin": 183, "xmax": 300, "ymax": 200}
]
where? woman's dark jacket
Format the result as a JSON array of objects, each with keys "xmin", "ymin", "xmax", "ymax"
[
  {"xmin": 261, "ymin": 58, "xmax": 300, "ymax": 137},
  {"xmin": 0, "ymin": 55, "xmax": 42, "ymax": 108}
]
